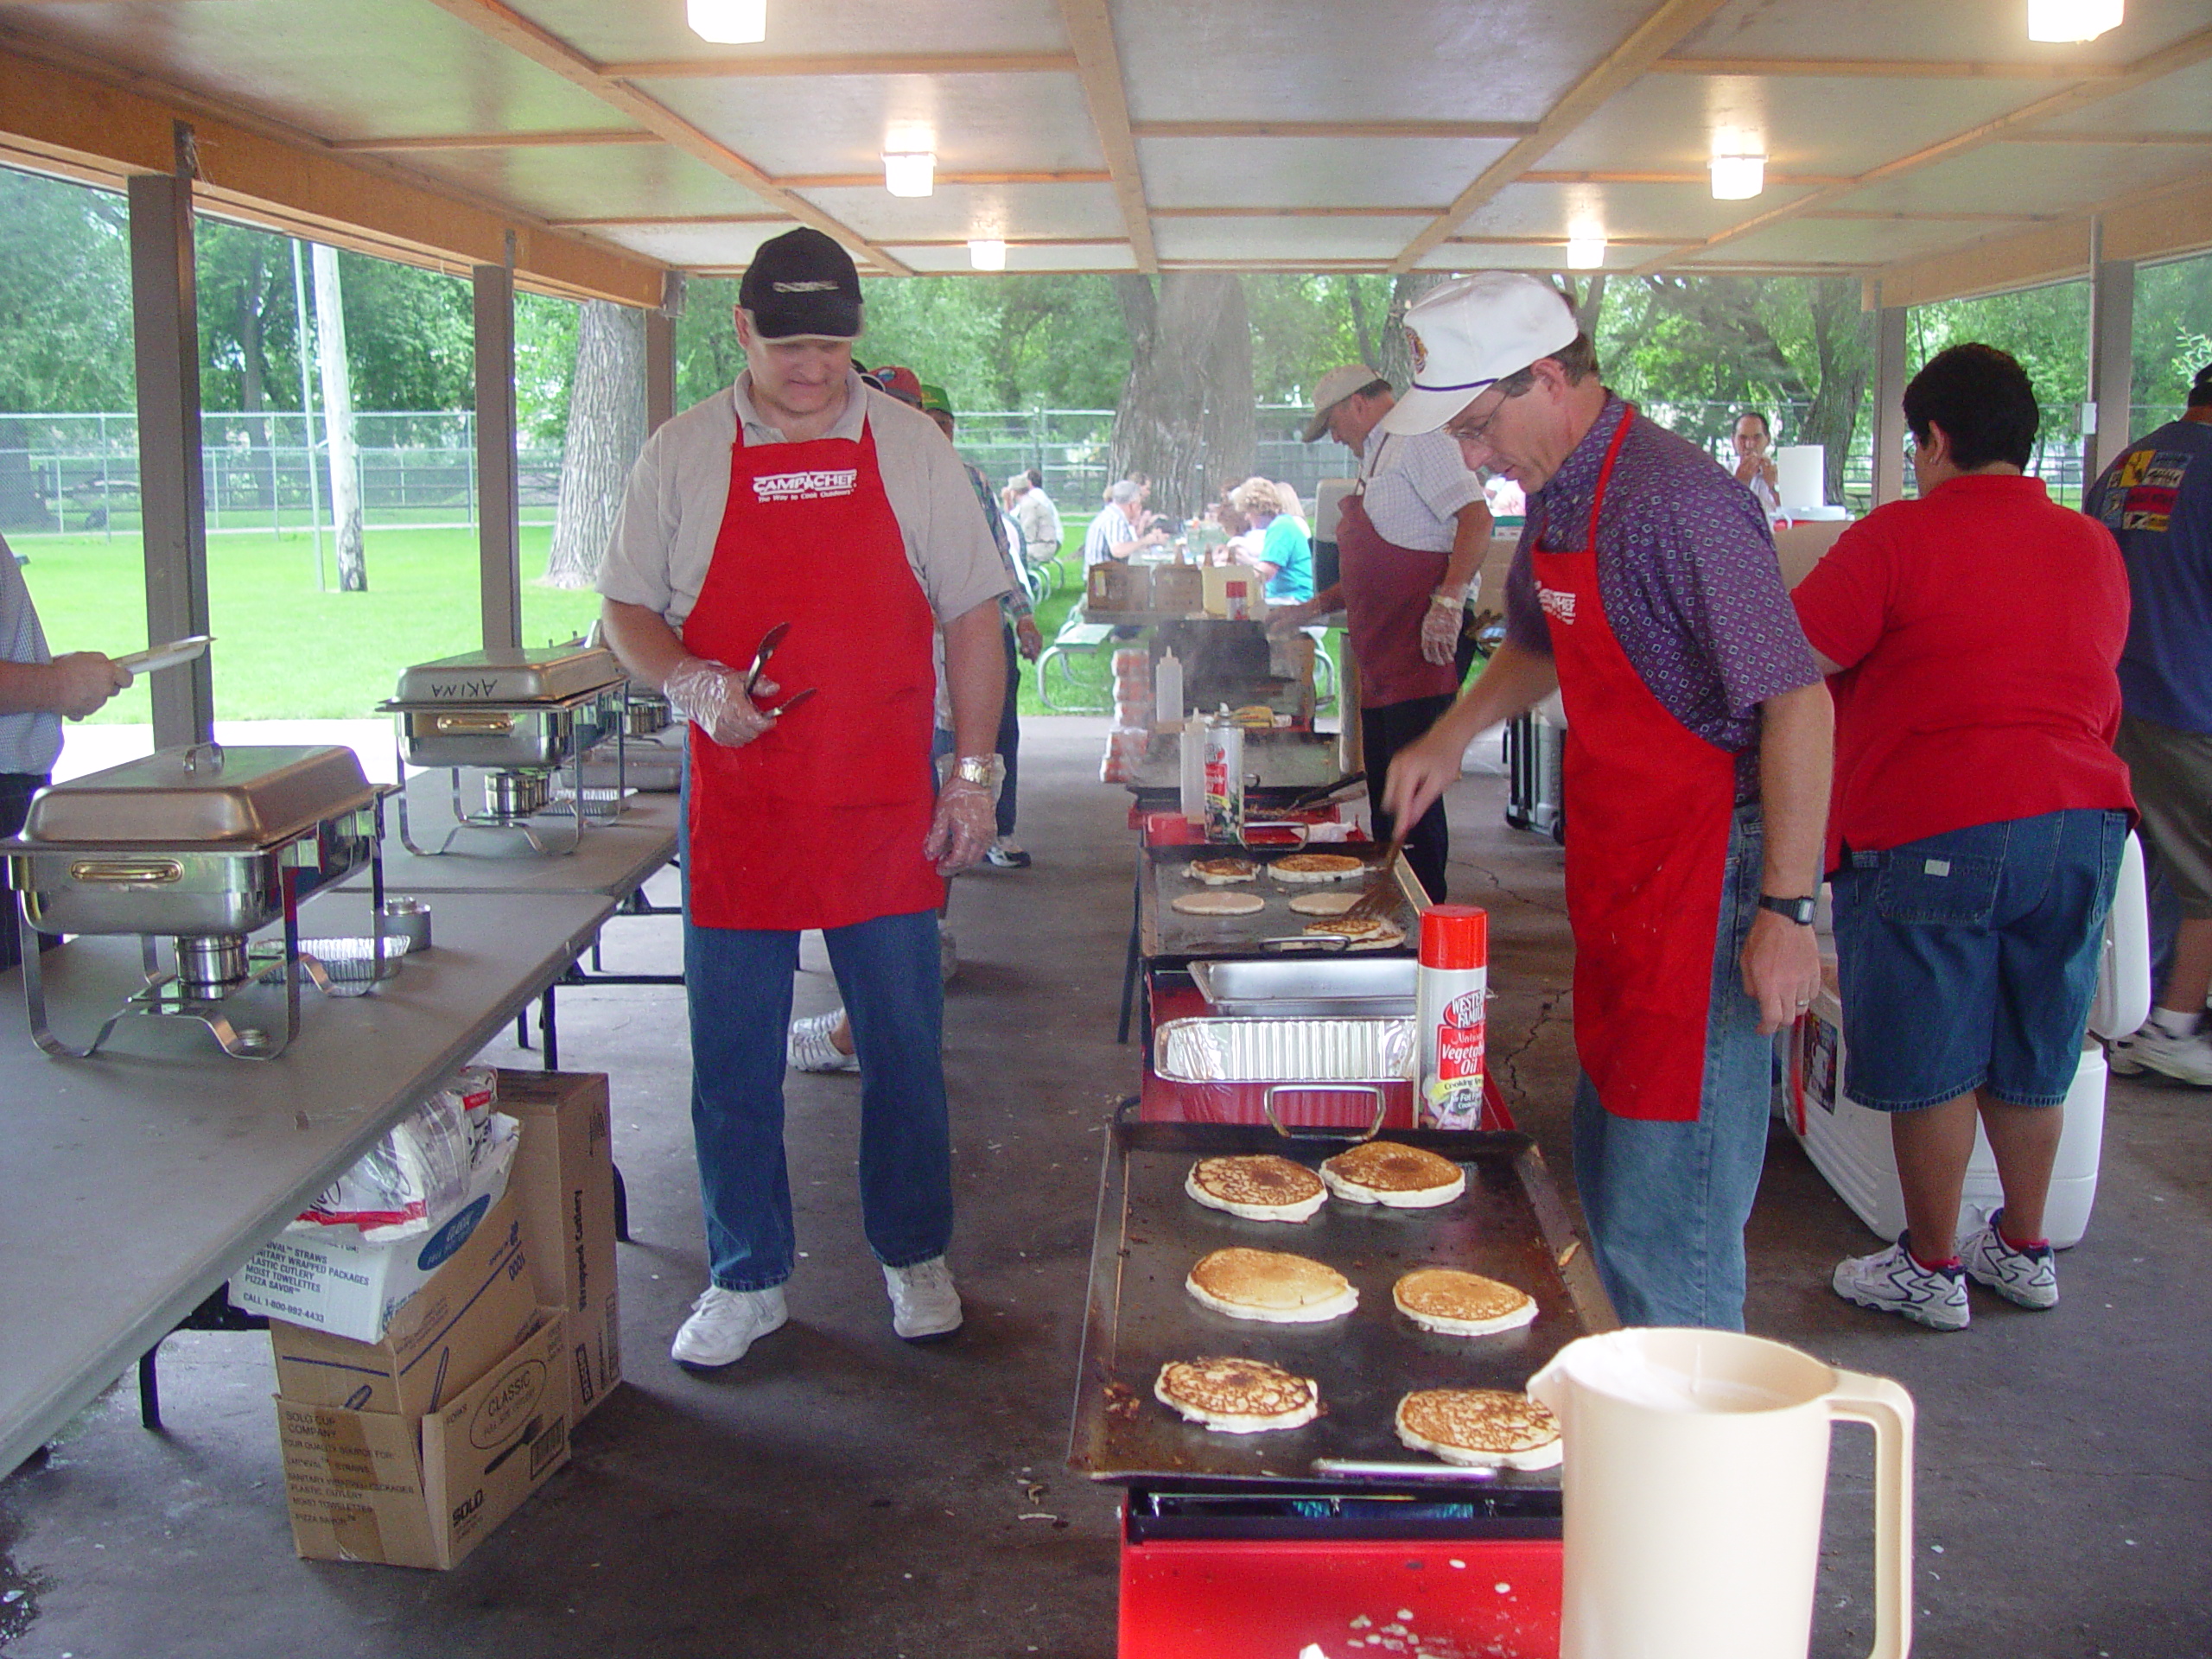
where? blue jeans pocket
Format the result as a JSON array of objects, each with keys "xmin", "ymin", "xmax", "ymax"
[{"xmin": 1872, "ymin": 847, "xmax": 2004, "ymax": 926}]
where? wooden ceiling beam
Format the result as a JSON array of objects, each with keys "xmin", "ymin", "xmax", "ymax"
[
  {"xmin": 328, "ymin": 129, "xmax": 658, "ymax": 151},
  {"xmin": 1150, "ymin": 205, "xmax": 1443, "ymax": 219},
  {"xmin": 1056, "ymin": 0, "xmax": 1156, "ymax": 272},
  {"xmin": 1634, "ymin": 22, "xmax": 2212, "ymax": 277},
  {"xmin": 600, "ymin": 51, "xmax": 1077, "ymax": 79},
  {"xmin": 1519, "ymin": 168, "xmax": 1852, "ymax": 186},
  {"xmin": 411, "ymin": 0, "xmax": 912, "ymax": 275},
  {"xmin": 1446, "ymin": 232, "xmax": 1684, "ymax": 246},
  {"xmin": 1997, "ymin": 129, "xmax": 2212, "ymax": 145},
  {"xmin": 774, "ymin": 168, "xmax": 1112, "ymax": 189},
  {"xmin": 1649, "ymin": 54, "xmax": 2127, "ymax": 79},
  {"xmin": 1801, "ymin": 208, "xmax": 2054, "ymax": 223},
  {"xmin": 547, "ymin": 213, "xmax": 786, "ymax": 227},
  {"xmin": 1391, "ymin": 0, "xmax": 1732, "ymax": 273},
  {"xmin": 1131, "ymin": 119, "xmax": 1535, "ymax": 141}
]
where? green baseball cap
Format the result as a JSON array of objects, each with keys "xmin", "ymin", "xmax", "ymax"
[{"xmin": 918, "ymin": 383, "xmax": 954, "ymax": 417}]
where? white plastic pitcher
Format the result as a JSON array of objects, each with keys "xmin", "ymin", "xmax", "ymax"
[{"xmin": 1529, "ymin": 1329, "xmax": 1914, "ymax": 1659}]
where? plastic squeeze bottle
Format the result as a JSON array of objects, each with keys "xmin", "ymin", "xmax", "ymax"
[
  {"xmin": 1416, "ymin": 905, "xmax": 1489, "ymax": 1129},
  {"xmin": 1154, "ymin": 649, "xmax": 1183, "ymax": 732}
]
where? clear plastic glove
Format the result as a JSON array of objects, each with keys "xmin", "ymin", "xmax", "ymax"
[
  {"xmin": 664, "ymin": 656, "xmax": 779, "ymax": 748},
  {"xmin": 923, "ymin": 778, "xmax": 995, "ymax": 874},
  {"xmin": 1421, "ymin": 594, "xmax": 1465, "ymax": 665}
]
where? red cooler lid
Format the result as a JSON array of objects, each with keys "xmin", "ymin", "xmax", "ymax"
[{"xmin": 1420, "ymin": 904, "xmax": 1488, "ymax": 969}]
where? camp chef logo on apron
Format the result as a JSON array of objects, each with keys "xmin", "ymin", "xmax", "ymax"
[
  {"xmin": 1405, "ymin": 327, "xmax": 1428, "ymax": 375},
  {"xmin": 1536, "ymin": 582, "xmax": 1577, "ymax": 625},
  {"xmin": 753, "ymin": 468, "xmax": 860, "ymax": 503}
]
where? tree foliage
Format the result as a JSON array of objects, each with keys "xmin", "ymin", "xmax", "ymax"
[{"xmin": 0, "ymin": 169, "xmax": 134, "ymax": 411}]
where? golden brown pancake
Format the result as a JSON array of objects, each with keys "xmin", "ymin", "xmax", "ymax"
[
  {"xmin": 1391, "ymin": 1268, "xmax": 1538, "ymax": 1337},
  {"xmin": 1395, "ymin": 1388, "xmax": 1562, "ymax": 1470},
  {"xmin": 1185, "ymin": 1154, "xmax": 1327, "ymax": 1223},
  {"xmin": 1301, "ymin": 914, "xmax": 1405, "ymax": 951},
  {"xmin": 1155, "ymin": 1357, "xmax": 1319, "ymax": 1433},
  {"xmin": 1171, "ymin": 889, "xmax": 1266, "ymax": 917},
  {"xmin": 1320, "ymin": 1141, "xmax": 1466, "ymax": 1209},
  {"xmin": 1186, "ymin": 1247, "xmax": 1357, "ymax": 1323},
  {"xmin": 1271, "ymin": 852, "xmax": 1369, "ymax": 884},
  {"xmin": 1186, "ymin": 856, "xmax": 1259, "ymax": 885}
]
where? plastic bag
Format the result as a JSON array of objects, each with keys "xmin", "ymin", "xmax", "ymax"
[{"xmin": 290, "ymin": 1066, "xmax": 510, "ymax": 1244}]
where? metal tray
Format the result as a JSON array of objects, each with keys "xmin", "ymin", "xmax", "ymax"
[
  {"xmin": 385, "ymin": 645, "xmax": 624, "ymax": 707},
  {"xmin": 10, "ymin": 745, "xmax": 377, "ymax": 850},
  {"xmin": 1154, "ymin": 1017, "xmax": 1414, "ymax": 1085},
  {"xmin": 1191, "ymin": 957, "xmax": 1417, "ymax": 1018},
  {"xmin": 1068, "ymin": 1112, "xmax": 1615, "ymax": 1491},
  {"xmin": 1141, "ymin": 843, "xmax": 1425, "ymax": 963}
]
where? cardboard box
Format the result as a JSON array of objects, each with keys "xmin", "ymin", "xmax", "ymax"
[
  {"xmin": 1087, "ymin": 559, "xmax": 1148, "ymax": 613},
  {"xmin": 278, "ymin": 1313, "xmax": 572, "ymax": 1571},
  {"xmin": 232, "ymin": 1136, "xmax": 515, "ymax": 1342},
  {"xmin": 268, "ymin": 1184, "xmax": 537, "ymax": 1417},
  {"xmin": 496, "ymin": 1070, "xmax": 622, "ymax": 1421},
  {"xmin": 1148, "ymin": 564, "xmax": 1205, "ymax": 617}
]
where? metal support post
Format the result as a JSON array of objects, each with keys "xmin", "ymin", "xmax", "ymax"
[
  {"xmin": 129, "ymin": 155, "xmax": 215, "ymax": 748},
  {"xmin": 1872, "ymin": 302, "xmax": 1910, "ymax": 508},
  {"xmin": 2088, "ymin": 250, "xmax": 2136, "ymax": 484},
  {"xmin": 473, "ymin": 259, "xmax": 522, "ymax": 652}
]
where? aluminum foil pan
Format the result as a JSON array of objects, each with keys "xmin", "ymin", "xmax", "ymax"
[
  {"xmin": 247, "ymin": 934, "xmax": 412, "ymax": 995},
  {"xmin": 1191, "ymin": 957, "xmax": 1417, "ymax": 1017},
  {"xmin": 1153, "ymin": 1015, "xmax": 1414, "ymax": 1084}
]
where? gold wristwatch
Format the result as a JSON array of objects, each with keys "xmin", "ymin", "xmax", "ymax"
[{"xmin": 954, "ymin": 754, "xmax": 1004, "ymax": 788}]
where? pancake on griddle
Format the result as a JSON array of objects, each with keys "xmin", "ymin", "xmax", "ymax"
[
  {"xmin": 1186, "ymin": 1247, "xmax": 1357, "ymax": 1323},
  {"xmin": 1171, "ymin": 889, "xmax": 1266, "ymax": 917},
  {"xmin": 1392, "ymin": 1268, "xmax": 1538, "ymax": 1336},
  {"xmin": 1186, "ymin": 856, "xmax": 1259, "ymax": 886},
  {"xmin": 1320, "ymin": 1141, "xmax": 1466, "ymax": 1208},
  {"xmin": 1155, "ymin": 1357, "xmax": 1319, "ymax": 1433},
  {"xmin": 1301, "ymin": 914, "xmax": 1406, "ymax": 951},
  {"xmin": 1271, "ymin": 852, "xmax": 1368, "ymax": 884},
  {"xmin": 1395, "ymin": 1388, "xmax": 1562, "ymax": 1470},
  {"xmin": 1287, "ymin": 888, "xmax": 1363, "ymax": 917},
  {"xmin": 1185, "ymin": 1154, "xmax": 1327, "ymax": 1223}
]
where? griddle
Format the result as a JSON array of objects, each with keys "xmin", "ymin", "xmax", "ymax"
[
  {"xmin": 1068, "ymin": 1112, "xmax": 1615, "ymax": 1491},
  {"xmin": 1141, "ymin": 842, "xmax": 1427, "ymax": 963}
]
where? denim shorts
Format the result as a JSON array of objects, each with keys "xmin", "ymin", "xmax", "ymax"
[{"xmin": 1829, "ymin": 809, "xmax": 2128, "ymax": 1111}]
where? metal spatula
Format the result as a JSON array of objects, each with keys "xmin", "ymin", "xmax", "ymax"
[{"xmin": 1340, "ymin": 826, "xmax": 1409, "ymax": 923}]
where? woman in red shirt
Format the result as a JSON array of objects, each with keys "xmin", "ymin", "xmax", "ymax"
[{"xmin": 1792, "ymin": 343, "xmax": 2133, "ymax": 1332}]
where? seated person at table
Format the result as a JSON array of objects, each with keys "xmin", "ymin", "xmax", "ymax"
[
  {"xmin": 1227, "ymin": 478, "xmax": 1313, "ymax": 604},
  {"xmin": 1084, "ymin": 480, "xmax": 1166, "ymax": 567}
]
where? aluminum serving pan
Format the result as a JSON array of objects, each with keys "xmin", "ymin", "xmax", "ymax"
[
  {"xmin": 1154, "ymin": 1016, "xmax": 1414, "ymax": 1085},
  {"xmin": 1190, "ymin": 957, "xmax": 1416, "ymax": 1018},
  {"xmin": 393, "ymin": 703, "xmax": 604, "ymax": 770},
  {"xmin": 386, "ymin": 645, "xmax": 624, "ymax": 707}
]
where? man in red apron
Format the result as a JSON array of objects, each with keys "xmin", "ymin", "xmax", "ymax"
[
  {"xmin": 596, "ymin": 229, "xmax": 1011, "ymax": 1370},
  {"xmin": 1270, "ymin": 365, "xmax": 1494, "ymax": 899},
  {"xmin": 1379, "ymin": 273, "xmax": 1833, "ymax": 1331}
]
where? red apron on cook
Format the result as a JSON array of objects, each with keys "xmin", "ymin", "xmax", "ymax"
[
  {"xmin": 1335, "ymin": 480, "xmax": 1459, "ymax": 709},
  {"xmin": 1533, "ymin": 409, "xmax": 1738, "ymax": 1123},
  {"xmin": 680, "ymin": 415, "xmax": 944, "ymax": 932}
]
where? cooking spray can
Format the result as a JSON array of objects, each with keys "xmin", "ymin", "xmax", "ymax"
[
  {"xmin": 1202, "ymin": 712, "xmax": 1244, "ymax": 843},
  {"xmin": 1416, "ymin": 905, "xmax": 1489, "ymax": 1129}
]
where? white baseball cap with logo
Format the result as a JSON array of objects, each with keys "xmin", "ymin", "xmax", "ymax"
[{"xmin": 1378, "ymin": 272, "xmax": 1579, "ymax": 436}]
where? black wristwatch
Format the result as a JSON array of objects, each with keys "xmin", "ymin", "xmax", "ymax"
[{"xmin": 1758, "ymin": 894, "xmax": 1817, "ymax": 925}]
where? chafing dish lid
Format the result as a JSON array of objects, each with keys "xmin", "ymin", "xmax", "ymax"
[
  {"xmin": 10, "ymin": 745, "xmax": 377, "ymax": 849},
  {"xmin": 386, "ymin": 645, "xmax": 625, "ymax": 707}
]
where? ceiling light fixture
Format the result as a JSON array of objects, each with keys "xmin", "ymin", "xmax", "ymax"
[
  {"xmin": 968, "ymin": 238, "xmax": 1007, "ymax": 271},
  {"xmin": 1708, "ymin": 151, "xmax": 1766, "ymax": 200},
  {"xmin": 2027, "ymin": 0, "xmax": 2123, "ymax": 41},
  {"xmin": 1567, "ymin": 230, "xmax": 1607, "ymax": 270},
  {"xmin": 686, "ymin": 0, "xmax": 766, "ymax": 45},
  {"xmin": 882, "ymin": 150, "xmax": 936, "ymax": 198}
]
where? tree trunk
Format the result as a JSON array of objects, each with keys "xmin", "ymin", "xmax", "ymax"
[
  {"xmin": 547, "ymin": 300, "xmax": 646, "ymax": 588},
  {"xmin": 238, "ymin": 247, "xmax": 276, "ymax": 518},
  {"xmin": 309, "ymin": 244, "xmax": 366, "ymax": 592},
  {"xmin": 1802, "ymin": 277, "xmax": 1872, "ymax": 505},
  {"xmin": 1109, "ymin": 273, "xmax": 1255, "ymax": 518},
  {"xmin": 1377, "ymin": 271, "xmax": 1450, "ymax": 391}
]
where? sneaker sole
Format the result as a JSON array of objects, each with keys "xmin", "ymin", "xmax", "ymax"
[
  {"xmin": 672, "ymin": 1308, "xmax": 789, "ymax": 1370},
  {"xmin": 896, "ymin": 1320, "xmax": 963, "ymax": 1343},
  {"xmin": 2131, "ymin": 1056, "xmax": 2212, "ymax": 1087},
  {"xmin": 1965, "ymin": 1272, "xmax": 2057, "ymax": 1311},
  {"xmin": 1833, "ymin": 1281, "xmax": 1968, "ymax": 1332}
]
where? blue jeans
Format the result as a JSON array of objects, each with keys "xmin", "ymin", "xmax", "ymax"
[
  {"xmin": 1830, "ymin": 809, "xmax": 2127, "ymax": 1110},
  {"xmin": 1571, "ymin": 803, "xmax": 1770, "ymax": 1331},
  {"xmin": 684, "ymin": 908, "xmax": 953, "ymax": 1291}
]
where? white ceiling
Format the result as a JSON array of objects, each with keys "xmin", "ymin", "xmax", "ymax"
[{"xmin": 0, "ymin": 0, "xmax": 2208, "ymax": 283}]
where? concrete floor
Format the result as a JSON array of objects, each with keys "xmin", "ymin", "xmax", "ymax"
[{"xmin": 2, "ymin": 715, "xmax": 2208, "ymax": 1657}]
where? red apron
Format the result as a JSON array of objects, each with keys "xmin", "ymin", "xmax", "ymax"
[
  {"xmin": 1335, "ymin": 473, "xmax": 1459, "ymax": 709},
  {"xmin": 680, "ymin": 415, "xmax": 944, "ymax": 932},
  {"xmin": 1533, "ymin": 409, "xmax": 1738, "ymax": 1122}
]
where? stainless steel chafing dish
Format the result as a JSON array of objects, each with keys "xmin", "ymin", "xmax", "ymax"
[
  {"xmin": 0, "ymin": 743, "xmax": 392, "ymax": 1059},
  {"xmin": 378, "ymin": 645, "xmax": 628, "ymax": 854}
]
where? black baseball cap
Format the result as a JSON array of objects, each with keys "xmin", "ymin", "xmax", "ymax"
[{"xmin": 739, "ymin": 227, "xmax": 863, "ymax": 340}]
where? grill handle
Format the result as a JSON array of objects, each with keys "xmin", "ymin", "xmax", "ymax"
[
  {"xmin": 67, "ymin": 859, "xmax": 183, "ymax": 886},
  {"xmin": 1262, "ymin": 1083, "xmax": 1387, "ymax": 1142},
  {"xmin": 433, "ymin": 711, "xmax": 516, "ymax": 734}
]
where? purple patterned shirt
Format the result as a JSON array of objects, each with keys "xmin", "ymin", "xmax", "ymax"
[{"xmin": 1503, "ymin": 396, "xmax": 1820, "ymax": 799}]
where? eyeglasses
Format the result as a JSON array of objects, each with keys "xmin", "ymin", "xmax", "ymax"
[{"xmin": 1443, "ymin": 388, "xmax": 1520, "ymax": 448}]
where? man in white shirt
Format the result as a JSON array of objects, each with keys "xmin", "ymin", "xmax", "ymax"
[
  {"xmin": 1084, "ymin": 480, "xmax": 1166, "ymax": 567},
  {"xmin": 1270, "ymin": 365, "xmax": 1492, "ymax": 899},
  {"xmin": 1009, "ymin": 469, "xmax": 1062, "ymax": 564}
]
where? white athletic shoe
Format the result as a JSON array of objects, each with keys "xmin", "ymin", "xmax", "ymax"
[
  {"xmin": 2119, "ymin": 1025, "xmax": 2212, "ymax": 1086},
  {"xmin": 1832, "ymin": 1237, "xmax": 1969, "ymax": 1331},
  {"xmin": 788, "ymin": 1009, "xmax": 859, "ymax": 1072},
  {"xmin": 671, "ymin": 1283, "xmax": 788, "ymax": 1370},
  {"xmin": 1961, "ymin": 1213, "xmax": 2059, "ymax": 1310},
  {"xmin": 883, "ymin": 1256, "xmax": 963, "ymax": 1341}
]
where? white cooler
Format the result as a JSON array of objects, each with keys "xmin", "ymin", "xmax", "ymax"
[{"xmin": 1783, "ymin": 833, "xmax": 2151, "ymax": 1249}]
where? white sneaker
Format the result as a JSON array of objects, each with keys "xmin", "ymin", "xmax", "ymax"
[
  {"xmin": 788, "ymin": 1009, "xmax": 859, "ymax": 1072},
  {"xmin": 882, "ymin": 1256, "xmax": 963, "ymax": 1340},
  {"xmin": 1961, "ymin": 1212, "xmax": 2058, "ymax": 1310},
  {"xmin": 671, "ymin": 1283, "xmax": 788, "ymax": 1370},
  {"xmin": 2122, "ymin": 1024, "xmax": 2212, "ymax": 1086},
  {"xmin": 1832, "ymin": 1237, "xmax": 1969, "ymax": 1331},
  {"xmin": 938, "ymin": 925, "xmax": 958, "ymax": 985}
]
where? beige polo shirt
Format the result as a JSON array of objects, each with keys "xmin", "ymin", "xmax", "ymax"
[{"xmin": 596, "ymin": 371, "xmax": 1010, "ymax": 631}]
